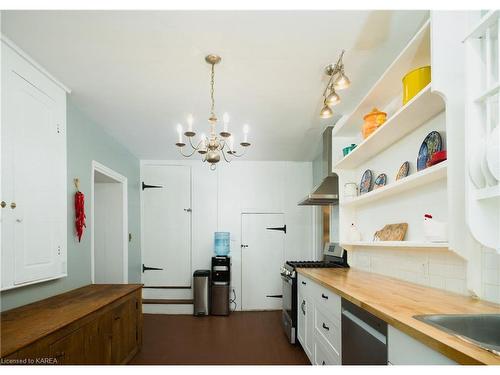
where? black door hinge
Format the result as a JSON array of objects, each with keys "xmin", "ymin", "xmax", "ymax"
[
  {"xmin": 142, "ymin": 182, "xmax": 163, "ymax": 190},
  {"xmin": 142, "ymin": 264, "xmax": 164, "ymax": 273},
  {"xmin": 266, "ymin": 225, "xmax": 286, "ymax": 234}
]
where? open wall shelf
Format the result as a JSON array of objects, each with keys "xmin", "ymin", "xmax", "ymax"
[
  {"xmin": 332, "ymin": 20, "xmax": 431, "ymax": 138},
  {"xmin": 342, "ymin": 161, "xmax": 447, "ymax": 208},
  {"xmin": 334, "ymin": 85, "xmax": 445, "ymax": 170},
  {"xmin": 341, "ymin": 241, "xmax": 449, "ymax": 251}
]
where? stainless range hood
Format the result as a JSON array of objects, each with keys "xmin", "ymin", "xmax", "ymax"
[{"xmin": 299, "ymin": 126, "xmax": 339, "ymax": 206}]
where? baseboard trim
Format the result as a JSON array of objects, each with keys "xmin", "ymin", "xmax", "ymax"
[{"xmin": 142, "ymin": 298, "xmax": 193, "ymax": 305}]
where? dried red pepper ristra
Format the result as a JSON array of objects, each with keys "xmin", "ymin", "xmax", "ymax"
[{"xmin": 75, "ymin": 191, "xmax": 86, "ymax": 242}]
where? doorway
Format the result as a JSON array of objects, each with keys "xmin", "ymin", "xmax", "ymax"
[
  {"xmin": 241, "ymin": 213, "xmax": 285, "ymax": 310},
  {"xmin": 91, "ymin": 161, "xmax": 128, "ymax": 284}
]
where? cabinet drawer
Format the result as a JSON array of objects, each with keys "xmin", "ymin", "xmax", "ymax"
[
  {"xmin": 311, "ymin": 282, "xmax": 341, "ymax": 318},
  {"xmin": 314, "ymin": 333, "xmax": 340, "ymax": 365},
  {"xmin": 314, "ymin": 304, "xmax": 341, "ymax": 354}
]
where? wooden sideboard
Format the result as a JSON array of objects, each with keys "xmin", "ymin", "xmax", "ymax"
[{"xmin": 1, "ymin": 284, "xmax": 143, "ymax": 365}]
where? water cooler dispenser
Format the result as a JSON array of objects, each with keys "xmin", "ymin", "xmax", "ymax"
[{"xmin": 211, "ymin": 232, "xmax": 231, "ymax": 315}]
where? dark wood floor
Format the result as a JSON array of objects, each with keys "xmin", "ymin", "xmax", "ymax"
[{"xmin": 131, "ymin": 311, "xmax": 310, "ymax": 365}]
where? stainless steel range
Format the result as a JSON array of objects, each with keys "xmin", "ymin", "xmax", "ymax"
[{"xmin": 280, "ymin": 243, "xmax": 349, "ymax": 344}]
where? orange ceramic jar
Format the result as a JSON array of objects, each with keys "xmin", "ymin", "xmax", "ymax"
[{"xmin": 362, "ymin": 108, "xmax": 387, "ymax": 139}]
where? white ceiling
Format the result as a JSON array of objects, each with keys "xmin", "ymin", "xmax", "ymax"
[{"xmin": 2, "ymin": 10, "xmax": 428, "ymax": 161}]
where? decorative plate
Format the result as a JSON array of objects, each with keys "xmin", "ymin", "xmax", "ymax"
[
  {"xmin": 359, "ymin": 170, "xmax": 373, "ymax": 194},
  {"xmin": 417, "ymin": 131, "xmax": 443, "ymax": 171},
  {"xmin": 374, "ymin": 173, "xmax": 387, "ymax": 189},
  {"xmin": 417, "ymin": 141, "xmax": 428, "ymax": 171},
  {"xmin": 486, "ymin": 126, "xmax": 500, "ymax": 181},
  {"xmin": 396, "ymin": 161, "xmax": 410, "ymax": 180},
  {"xmin": 424, "ymin": 131, "xmax": 443, "ymax": 157}
]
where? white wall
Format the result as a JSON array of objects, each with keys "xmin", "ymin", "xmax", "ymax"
[{"xmin": 141, "ymin": 160, "xmax": 313, "ymax": 311}]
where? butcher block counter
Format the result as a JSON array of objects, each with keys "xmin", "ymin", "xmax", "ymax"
[
  {"xmin": 297, "ymin": 267, "xmax": 500, "ymax": 365},
  {"xmin": 1, "ymin": 284, "xmax": 143, "ymax": 364}
]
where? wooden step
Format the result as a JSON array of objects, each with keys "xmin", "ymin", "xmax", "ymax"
[
  {"xmin": 142, "ymin": 298, "xmax": 193, "ymax": 305},
  {"xmin": 142, "ymin": 286, "xmax": 191, "ymax": 289}
]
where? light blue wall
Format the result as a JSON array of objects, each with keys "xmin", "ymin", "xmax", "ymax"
[{"xmin": 1, "ymin": 98, "xmax": 141, "ymax": 311}]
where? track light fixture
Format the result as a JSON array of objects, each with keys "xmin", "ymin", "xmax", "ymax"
[{"xmin": 320, "ymin": 50, "xmax": 350, "ymax": 119}]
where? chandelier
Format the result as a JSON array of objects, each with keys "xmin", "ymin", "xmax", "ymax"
[
  {"xmin": 174, "ymin": 54, "xmax": 251, "ymax": 170},
  {"xmin": 319, "ymin": 50, "xmax": 351, "ymax": 118}
]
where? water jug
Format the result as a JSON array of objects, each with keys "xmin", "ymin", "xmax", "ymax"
[{"xmin": 214, "ymin": 232, "xmax": 230, "ymax": 256}]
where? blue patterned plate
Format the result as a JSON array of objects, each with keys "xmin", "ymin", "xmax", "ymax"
[
  {"xmin": 424, "ymin": 131, "xmax": 443, "ymax": 158},
  {"xmin": 359, "ymin": 170, "xmax": 373, "ymax": 194},
  {"xmin": 374, "ymin": 173, "xmax": 387, "ymax": 189},
  {"xmin": 417, "ymin": 141, "xmax": 428, "ymax": 171}
]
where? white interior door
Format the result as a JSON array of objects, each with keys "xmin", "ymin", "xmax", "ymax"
[
  {"xmin": 7, "ymin": 69, "xmax": 65, "ymax": 285},
  {"xmin": 142, "ymin": 164, "xmax": 191, "ymax": 287},
  {"xmin": 241, "ymin": 213, "xmax": 285, "ymax": 310},
  {"xmin": 94, "ymin": 177, "xmax": 125, "ymax": 283}
]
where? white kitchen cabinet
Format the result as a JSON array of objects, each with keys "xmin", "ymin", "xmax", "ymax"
[
  {"xmin": 297, "ymin": 274, "xmax": 313, "ymax": 360},
  {"xmin": 1, "ymin": 37, "xmax": 68, "ymax": 290},
  {"xmin": 388, "ymin": 325, "xmax": 457, "ymax": 365},
  {"xmin": 297, "ymin": 274, "xmax": 341, "ymax": 365}
]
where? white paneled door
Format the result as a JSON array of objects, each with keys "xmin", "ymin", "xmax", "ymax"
[
  {"xmin": 241, "ymin": 213, "xmax": 285, "ymax": 310},
  {"xmin": 2, "ymin": 59, "xmax": 66, "ymax": 287},
  {"xmin": 142, "ymin": 164, "xmax": 191, "ymax": 287}
]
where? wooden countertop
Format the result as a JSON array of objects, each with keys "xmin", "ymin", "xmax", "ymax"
[
  {"xmin": 297, "ymin": 268, "xmax": 500, "ymax": 365},
  {"xmin": 1, "ymin": 284, "xmax": 142, "ymax": 357}
]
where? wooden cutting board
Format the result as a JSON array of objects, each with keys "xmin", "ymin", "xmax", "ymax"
[{"xmin": 373, "ymin": 223, "xmax": 408, "ymax": 241}]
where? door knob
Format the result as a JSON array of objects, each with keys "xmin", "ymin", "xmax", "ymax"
[
  {"xmin": 184, "ymin": 208, "xmax": 192, "ymax": 212},
  {"xmin": 0, "ymin": 201, "xmax": 5, "ymax": 208},
  {"xmin": 10, "ymin": 202, "xmax": 16, "ymax": 209}
]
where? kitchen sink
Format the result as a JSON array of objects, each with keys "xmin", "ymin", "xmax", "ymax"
[{"xmin": 414, "ymin": 314, "xmax": 500, "ymax": 356}]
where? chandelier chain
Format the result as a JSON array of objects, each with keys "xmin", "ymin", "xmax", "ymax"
[{"xmin": 210, "ymin": 63, "xmax": 215, "ymax": 116}]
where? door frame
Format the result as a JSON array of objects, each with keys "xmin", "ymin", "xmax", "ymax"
[{"xmin": 91, "ymin": 160, "xmax": 128, "ymax": 284}]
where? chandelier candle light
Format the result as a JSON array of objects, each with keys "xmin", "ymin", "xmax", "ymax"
[
  {"xmin": 319, "ymin": 50, "xmax": 351, "ymax": 119},
  {"xmin": 175, "ymin": 54, "xmax": 251, "ymax": 170}
]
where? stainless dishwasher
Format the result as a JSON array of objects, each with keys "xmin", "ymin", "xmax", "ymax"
[{"xmin": 341, "ymin": 298, "xmax": 388, "ymax": 365}]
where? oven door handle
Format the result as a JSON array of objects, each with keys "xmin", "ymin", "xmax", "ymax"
[{"xmin": 281, "ymin": 275, "xmax": 293, "ymax": 284}]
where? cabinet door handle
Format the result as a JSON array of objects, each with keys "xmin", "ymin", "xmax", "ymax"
[
  {"xmin": 322, "ymin": 322, "xmax": 330, "ymax": 331},
  {"xmin": 301, "ymin": 300, "xmax": 306, "ymax": 315},
  {"xmin": 322, "ymin": 360, "xmax": 326, "ymax": 365},
  {"xmin": 114, "ymin": 316, "xmax": 121, "ymax": 321},
  {"xmin": 321, "ymin": 293, "xmax": 328, "ymax": 299},
  {"xmin": 10, "ymin": 202, "xmax": 16, "ymax": 209},
  {"xmin": 301, "ymin": 281, "xmax": 306, "ymax": 285},
  {"xmin": 0, "ymin": 201, "xmax": 6, "ymax": 208},
  {"xmin": 54, "ymin": 351, "xmax": 65, "ymax": 359}
]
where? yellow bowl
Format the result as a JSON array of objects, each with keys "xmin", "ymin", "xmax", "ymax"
[{"xmin": 402, "ymin": 66, "xmax": 431, "ymax": 105}]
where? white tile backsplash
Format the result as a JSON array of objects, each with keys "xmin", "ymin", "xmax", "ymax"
[
  {"xmin": 350, "ymin": 247, "xmax": 468, "ymax": 295},
  {"xmin": 348, "ymin": 244, "xmax": 500, "ymax": 304},
  {"xmin": 481, "ymin": 247, "xmax": 500, "ymax": 304}
]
